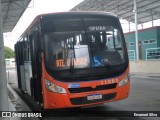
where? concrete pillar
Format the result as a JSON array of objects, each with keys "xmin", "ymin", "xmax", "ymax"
[
  {"xmin": 134, "ymin": 0, "xmax": 139, "ymax": 61},
  {"xmin": 0, "ymin": 0, "xmax": 9, "ymax": 111}
]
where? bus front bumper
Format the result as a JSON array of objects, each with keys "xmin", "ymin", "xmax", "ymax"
[{"xmin": 43, "ymin": 81, "xmax": 130, "ymax": 109}]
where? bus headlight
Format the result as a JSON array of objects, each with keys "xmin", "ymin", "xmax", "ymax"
[
  {"xmin": 45, "ymin": 79, "xmax": 67, "ymax": 94},
  {"xmin": 118, "ymin": 74, "xmax": 130, "ymax": 86}
]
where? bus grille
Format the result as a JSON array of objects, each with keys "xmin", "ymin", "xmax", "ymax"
[
  {"xmin": 70, "ymin": 93, "xmax": 116, "ymax": 105},
  {"xmin": 68, "ymin": 83, "xmax": 117, "ymax": 93}
]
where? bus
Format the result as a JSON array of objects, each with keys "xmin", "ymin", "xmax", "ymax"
[{"xmin": 15, "ymin": 12, "xmax": 130, "ymax": 109}]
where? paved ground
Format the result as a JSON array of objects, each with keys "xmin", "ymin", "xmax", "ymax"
[{"xmin": 6, "ymin": 68, "xmax": 160, "ymax": 120}]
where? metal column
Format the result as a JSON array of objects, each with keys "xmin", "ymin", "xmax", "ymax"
[
  {"xmin": 0, "ymin": 0, "xmax": 9, "ymax": 111},
  {"xmin": 141, "ymin": 23, "xmax": 143, "ymax": 29},
  {"xmin": 129, "ymin": 21, "xmax": 130, "ymax": 32},
  {"xmin": 134, "ymin": 0, "xmax": 139, "ymax": 61},
  {"xmin": 152, "ymin": 14, "xmax": 154, "ymax": 27}
]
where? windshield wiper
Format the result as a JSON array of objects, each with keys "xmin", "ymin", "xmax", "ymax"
[{"xmin": 102, "ymin": 59, "xmax": 111, "ymax": 69}]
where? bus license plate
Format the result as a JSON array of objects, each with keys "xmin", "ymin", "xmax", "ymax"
[{"xmin": 87, "ymin": 94, "xmax": 102, "ymax": 100}]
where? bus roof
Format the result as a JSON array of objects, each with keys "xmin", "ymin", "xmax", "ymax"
[
  {"xmin": 19, "ymin": 11, "xmax": 117, "ymax": 40},
  {"xmin": 39, "ymin": 11, "xmax": 117, "ymax": 18}
]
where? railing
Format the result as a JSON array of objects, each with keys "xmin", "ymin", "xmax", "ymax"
[
  {"xmin": 128, "ymin": 50, "xmax": 136, "ymax": 61},
  {"xmin": 146, "ymin": 47, "xmax": 160, "ymax": 60}
]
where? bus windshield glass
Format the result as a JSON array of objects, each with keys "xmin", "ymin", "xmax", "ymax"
[{"xmin": 43, "ymin": 18, "xmax": 125, "ymax": 71}]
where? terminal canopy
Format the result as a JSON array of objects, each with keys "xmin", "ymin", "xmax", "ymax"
[
  {"xmin": 71, "ymin": 0, "xmax": 160, "ymax": 24},
  {"xmin": 1, "ymin": 0, "xmax": 31, "ymax": 33}
]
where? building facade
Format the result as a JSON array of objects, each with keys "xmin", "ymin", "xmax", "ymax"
[{"xmin": 124, "ymin": 26, "xmax": 160, "ymax": 60}]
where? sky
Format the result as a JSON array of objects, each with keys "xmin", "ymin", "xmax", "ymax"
[
  {"xmin": 4, "ymin": 0, "xmax": 83, "ymax": 50},
  {"xmin": 3, "ymin": 0, "xmax": 160, "ymax": 50}
]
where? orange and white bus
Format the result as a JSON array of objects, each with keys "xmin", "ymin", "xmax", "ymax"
[{"xmin": 15, "ymin": 12, "xmax": 130, "ymax": 109}]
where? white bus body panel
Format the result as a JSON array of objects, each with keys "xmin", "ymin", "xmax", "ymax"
[{"xmin": 24, "ymin": 61, "xmax": 32, "ymax": 96}]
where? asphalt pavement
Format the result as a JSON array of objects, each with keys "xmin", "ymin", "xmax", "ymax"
[{"xmin": 6, "ymin": 67, "xmax": 160, "ymax": 120}]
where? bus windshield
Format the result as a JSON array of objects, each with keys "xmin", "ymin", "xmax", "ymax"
[{"xmin": 43, "ymin": 18, "xmax": 125, "ymax": 71}]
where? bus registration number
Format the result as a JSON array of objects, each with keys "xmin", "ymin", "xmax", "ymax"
[{"xmin": 87, "ymin": 94, "xmax": 102, "ymax": 100}]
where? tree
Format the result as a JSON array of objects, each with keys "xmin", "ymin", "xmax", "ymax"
[{"xmin": 4, "ymin": 46, "xmax": 15, "ymax": 58}]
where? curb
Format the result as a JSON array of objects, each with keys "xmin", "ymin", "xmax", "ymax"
[{"xmin": 7, "ymin": 84, "xmax": 31, "ymax": 111}]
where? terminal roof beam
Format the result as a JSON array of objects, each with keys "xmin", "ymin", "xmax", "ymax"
[
  {"xmin": 71, "ymin": 0, "xmax": 160, "ymax": 24},
  {"xmin": 2, "ymin": 0, "xmax": 31, "ymax": 33}
]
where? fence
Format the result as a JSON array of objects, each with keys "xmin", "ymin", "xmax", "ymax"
[
  {"xmin": 146, "ymin": 47, "xmax": 160, "ymax": 60},
  {"xmin": 127, "ymin": 50, "xmax": 136, "ymax": 61}
]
